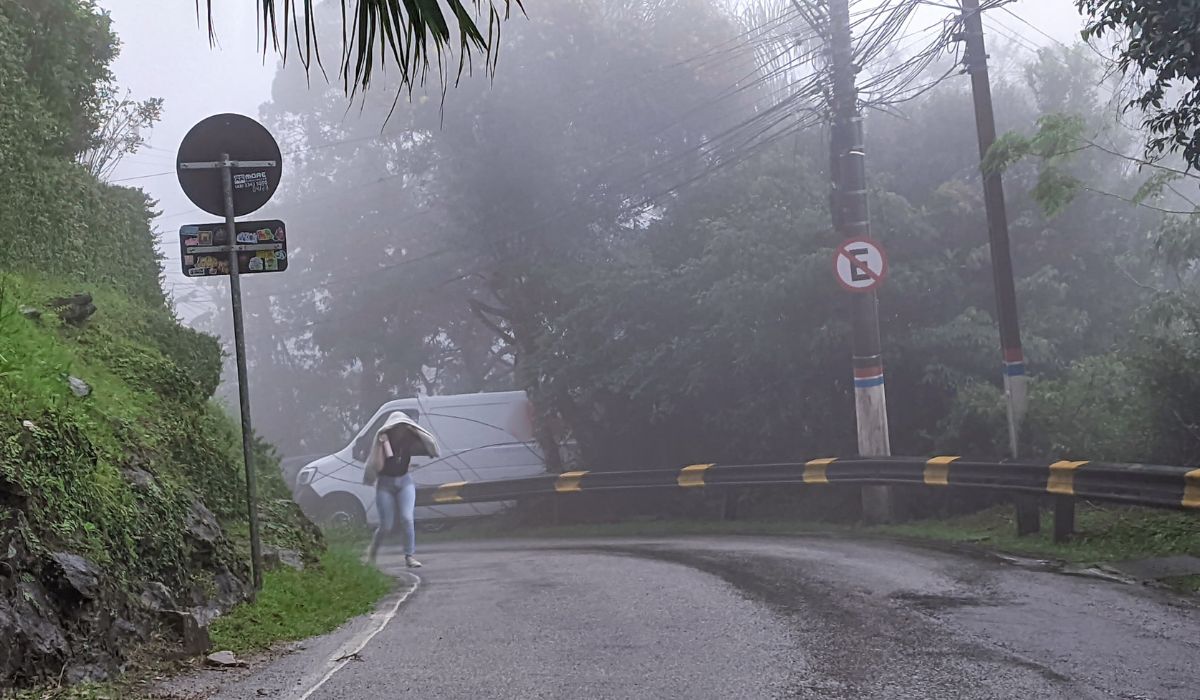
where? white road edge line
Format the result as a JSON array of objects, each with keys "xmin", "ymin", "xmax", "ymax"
[{"xmin": 295, "ymin": 571, "xmax": 422, "ymax": 700}]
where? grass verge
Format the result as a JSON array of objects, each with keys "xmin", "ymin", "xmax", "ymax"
[
  {"xmin": 873, "ymin": 504, "xmax": 1200, "ymax": 564},
  {"xmin": 208, "ymin": 546, "xmax": 392, "ymax": 654}
]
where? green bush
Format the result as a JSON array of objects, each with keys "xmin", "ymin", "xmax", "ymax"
[
  {"xmin": 0, "ymin": 2, "xmax": 162, "ymax": 308},
  {"xmin": 1024, "ymin": 354, "xmax": 1154, "ymax": 462},
  {"xmin": 935, "ymin": 353, "xmax": 1157, "ymax": 464}
]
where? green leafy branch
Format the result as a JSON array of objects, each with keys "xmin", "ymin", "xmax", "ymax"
[{"xmin": 985, "ymin": 112, "xmax": 1200, "ymax": 218}]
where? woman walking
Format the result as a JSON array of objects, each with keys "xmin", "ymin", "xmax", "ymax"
[{"xmin": 364, "ymin": 412, "xmax": 439, "ymax": 568}]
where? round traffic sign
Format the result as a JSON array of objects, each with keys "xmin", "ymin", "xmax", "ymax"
[
  {"xmin": 176, "ymin": 113, "xmax": 282, "ymax": 217},
  {"xmin": 833, "ymin": 237, "xmax": 887, "ymax": 292}
]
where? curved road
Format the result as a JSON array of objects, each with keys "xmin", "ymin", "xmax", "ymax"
[{"xmin": 204, "ymin": 535, "xmax": 1200, "ymax": 699}]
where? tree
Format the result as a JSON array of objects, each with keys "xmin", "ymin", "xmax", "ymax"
[
  {"xmin": 206, "ymin": 0, "xmax": 520, "ymax": 97},
  {"xmin": 0, "ymin": 0, "xmax": 118, "ymax": 156},
  {"xmin": 224, "ymin": 0, "xmax": 756, "ymax": 458},
  {"xmin": 0, "ymin": 0, "xmax": 163, "ymax": 305},
  {"xmin": 1076, "ymin": 0, "xmax": 1200, "ymax": 169},
  {"xmin": 77, "ymin": 89, "xmax": 163, "ymax": 179},
  {"xmin": 229, "ymin": 3, "xmax": 1175, "ymax": 486}
]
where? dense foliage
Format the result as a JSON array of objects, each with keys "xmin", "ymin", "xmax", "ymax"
[
  {"xmin": 229, "ymin": 0, "xmax": 1190, "ymax": 474},
  {"xmin": 191, "ymin": 0, "xmax": 1200, "ymax": 508},
  {"xmin": 1076, "ymin": 0, "xmax": 1200, "ymax": 169},
  {"xmin": 0, "ymin": 0, "xmax": 162, "ymax": 305}
]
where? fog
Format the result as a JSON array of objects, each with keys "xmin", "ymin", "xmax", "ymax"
[
  {"xmin": 94, "ymin": 0, "xmax": 1177, "ymax": 471},
  {"xmin": 103, "ymin": 0, "xmax": 1084, "ymax": 307}
]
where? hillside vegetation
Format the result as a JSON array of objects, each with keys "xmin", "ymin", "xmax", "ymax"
[
  {"xmin": 0, "ymin": 274, "xmax": 321, "ymax": 685},
  {"xmin": 0, "ymin": 0, "xmax": 322, "ymax": 688}
]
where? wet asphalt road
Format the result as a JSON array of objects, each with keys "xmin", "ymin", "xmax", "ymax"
[{"xmin": 214, "ymin": 535, "xmax": 1200, "ymax": 699}]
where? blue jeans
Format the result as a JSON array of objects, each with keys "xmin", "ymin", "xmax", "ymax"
[{"xmin": 372, "ymin": 474, "xmax": 415, "ymax": 556}]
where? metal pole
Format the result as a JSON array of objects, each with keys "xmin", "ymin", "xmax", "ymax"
[
  {"xmin": 221, "ymin": 153, "xmax": 264, "ymax": 593},
  {"xmin": 830, "ymin": 0, "xmax": 892, "ymax": 523},
  {"xmin": 960, "ymin": 0, "xmax": 1041, "ymax": 536}
]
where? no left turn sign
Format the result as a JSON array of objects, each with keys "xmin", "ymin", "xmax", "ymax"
[{"xmin": 833, "ymin": 237, "xmax": 887, "ymax": 292}]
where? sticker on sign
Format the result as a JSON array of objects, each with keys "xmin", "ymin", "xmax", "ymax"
[{"xmin": 833, "ymin": 237, "xmax": 887, "ymax": 292}]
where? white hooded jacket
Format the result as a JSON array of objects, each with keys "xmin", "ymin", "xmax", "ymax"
[{"xmin": 363, "ymin": 412, "xmax": 441, "ymax": 486}]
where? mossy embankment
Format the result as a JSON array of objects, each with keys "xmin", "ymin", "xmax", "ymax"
[{"xmin": 0, "ymin": 273, "xmax": 322, "ymax": 689}]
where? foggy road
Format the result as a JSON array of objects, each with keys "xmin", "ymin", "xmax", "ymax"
[{"xmin": 208, "ymin": 535, "xmax": 1200, "ymax": 700}]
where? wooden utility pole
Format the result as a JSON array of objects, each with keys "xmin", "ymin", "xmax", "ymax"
[
  {"xmin": 960, "ymin": 0, "xmax": 1043, "ymax": 537},
  {"xmin": 829, "ymin": 0, "xmax": 892, "ymax": 523}
]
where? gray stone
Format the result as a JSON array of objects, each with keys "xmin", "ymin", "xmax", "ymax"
[
  {"xmin": 49, "ymin": 293, "xmax": 96, "ymax": 327},
  {"xmin": 205, "ymin": 650, "xmax": 246, "ymax": 668},
  {"xmin": 263, "ymin": 546, "xmax": 305, "ymax": 572},
  {"xmin": 65, "ymin": 663, "xmax": 109, "ymax": 685},
  {"xmin": 186, "ymin": 500, "xmax": 222, "ymax": 546},
  {"xmin": 161, "ymin": 609, "xmax": 211, "ymax": 657},
  {"xmin": 109, "ymin": 617, "xmax": 147, "ymax": 646},
  {"xmin": 67, "ymin": 376, "xmax": 91, "ymax": 398},
  {"xmin": 139, "ymin": 581, "xmax": 176, "ymax": 612},
  {"xmin": 18, "ymin": 305, "xmax": 40, "ymax": 320},
  {"xmin": 13, "ymin": 581, "xmax": 68, "ymax": 658},
  {"xmin": 191, "ymin": 603, "xmax": 223, "ymax": 628},
  {"xmin": 214, "ymin": 568, "xmax": 250, "ymax": 608},
  {"xmin": 48, "ymin": 552, "xmax": 101, "ymax": 600},
  {"xmin": 123, "ymin": 467, "xmax": 156, "ymax": 490}
]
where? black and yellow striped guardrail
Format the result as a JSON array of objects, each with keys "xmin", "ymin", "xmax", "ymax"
[{"xmin": 415, "ymin": 457, "xmax": 1200, "ymax": 512}]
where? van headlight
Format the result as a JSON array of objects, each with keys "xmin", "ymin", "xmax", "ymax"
[{"xmin": 297, "ymin": 466, "xmax": 316, "ymax": 486}]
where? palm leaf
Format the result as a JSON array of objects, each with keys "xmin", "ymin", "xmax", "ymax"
[{"xmin": 202, "ymin": 0, "xmax": 522, "ymax": 95}]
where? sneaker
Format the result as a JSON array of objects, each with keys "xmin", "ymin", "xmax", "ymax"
[{"xmin": 405, "ymin": 555, "xmax": 422, "ymax": 568}]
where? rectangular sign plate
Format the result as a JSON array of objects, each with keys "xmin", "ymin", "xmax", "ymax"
[{"xmin": 179, "ymin": 220, "xmax": 288, "ymax": 277}]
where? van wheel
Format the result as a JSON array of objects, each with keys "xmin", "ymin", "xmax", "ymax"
[{"xmin": 319, "ymin": 493, "xmax": 366, "ymax": 530}]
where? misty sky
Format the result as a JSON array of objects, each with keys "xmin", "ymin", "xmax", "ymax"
[{"xmin": 99, "ymin": 0, "xmax": 1089, "ymax": 313}]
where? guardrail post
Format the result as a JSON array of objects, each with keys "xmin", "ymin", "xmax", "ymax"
[{"xmin": 1053, "ymin": 496, "xmax": 1074, "ymax": 543}]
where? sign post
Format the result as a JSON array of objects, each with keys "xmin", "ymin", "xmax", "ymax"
[{"xmin": 177, "ymin": 114, "xmax": 284, "ymax": 596}]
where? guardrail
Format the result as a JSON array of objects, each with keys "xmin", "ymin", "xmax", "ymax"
[{"xmin": 414, "ymin": 456, "xmax": 1200, "ymax": 539}]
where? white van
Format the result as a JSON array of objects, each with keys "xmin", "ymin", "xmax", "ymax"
[{"xmin": 292, "ymin": 391, "xmax": 549, "ymax": 528}]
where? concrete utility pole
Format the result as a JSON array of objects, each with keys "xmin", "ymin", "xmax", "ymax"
[
  {"xmin": 829, "ymin": 0, "xmax": 892, "ymax": 523},
  {"xmin": 960, "ymin": 0, "xmax": 1042, "ymax": 537}
]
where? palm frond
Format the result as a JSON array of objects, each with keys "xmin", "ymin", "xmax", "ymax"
[{"xmin": 203, "ymin": 0, "xmax": 522, "ymax": 95}]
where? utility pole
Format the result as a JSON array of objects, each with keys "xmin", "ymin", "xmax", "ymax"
[
  {"xmin": 829, "ymin": 0, "xmax": 892, "ymax": 523},
  {"xmin": 960, "ymin": 0, "xmax": 1041, "ymax": 537}
]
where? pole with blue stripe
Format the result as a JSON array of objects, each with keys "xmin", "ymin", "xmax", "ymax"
[
  {"xmin": 962, "ymin": 0, "xmax": 1041, "ymax": 536},
  {"xmin": 830, "ymin": 0, "xmax": 892, "ymax": 524}
]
